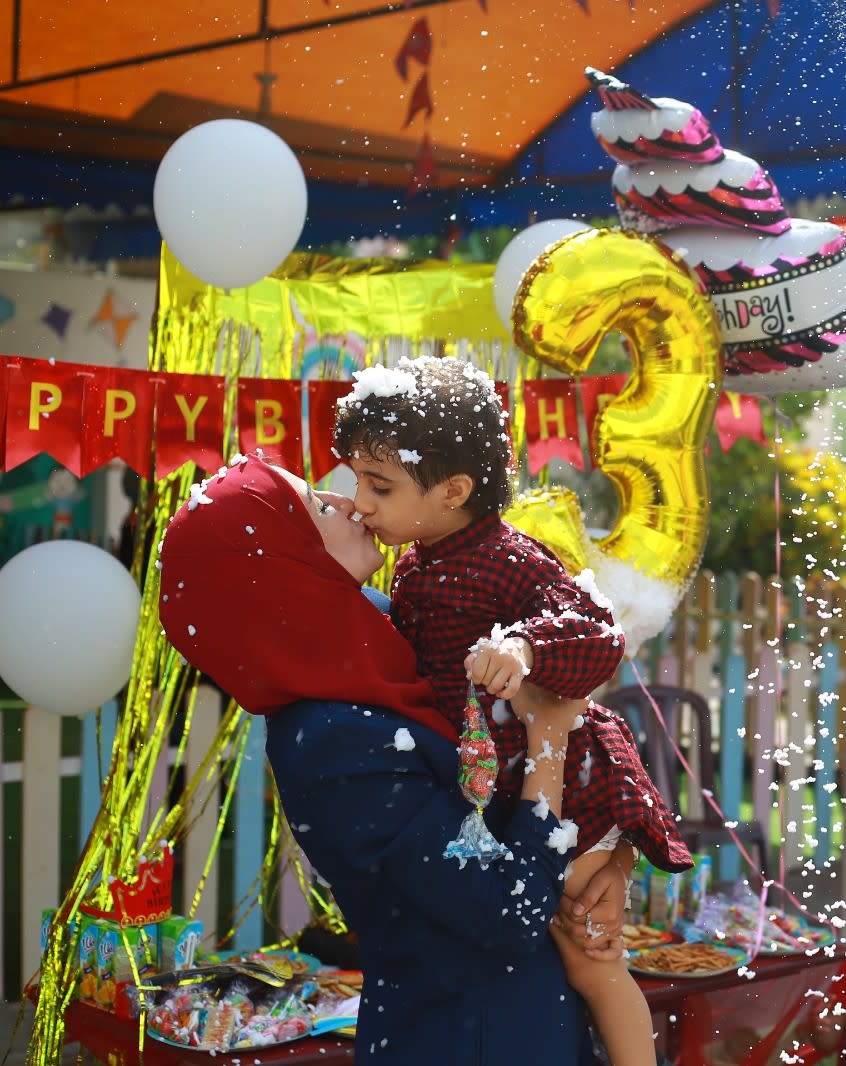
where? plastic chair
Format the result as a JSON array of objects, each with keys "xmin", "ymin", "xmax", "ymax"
[{"xmin": 600, "ymin": 683, "xmax": 771, "ymax": 883}]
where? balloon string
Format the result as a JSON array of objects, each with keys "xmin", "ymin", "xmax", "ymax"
[{"xmin": 769, "ymin": 399, "xmax": 788, "ymax": 906}]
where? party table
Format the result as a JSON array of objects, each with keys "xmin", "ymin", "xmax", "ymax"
[
  {"xmin": 63, "ymin": 1000, "xmax": 355, "ymax": 1065},
  {"xmin": 637, "ymin": 949, "xmax": 846, "ymax": 1063},
  {"xmin": 62, "ymin": 949, "xmax": 846, "ymax": 1065}
]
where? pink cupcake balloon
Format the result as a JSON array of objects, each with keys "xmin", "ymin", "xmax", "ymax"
[
  {"xmin": 587, "ymin": 68, "xmax": 790, "ymax": 237},
  {"xmin": 612, "ymin": 149, "xmax": 791, "ymax": 236},
  {"xmin": 586, "ymin": 67, "xmax": 724, "ymax": 166}
]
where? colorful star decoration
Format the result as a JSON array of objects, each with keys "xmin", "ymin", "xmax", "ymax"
[
  {"xmin": 89, "ymin": 289, "xmax": 137, "ymax": 350},
  {"xmin": 42, "ymin": 302, "xmax": 72, "ymax": 338}
]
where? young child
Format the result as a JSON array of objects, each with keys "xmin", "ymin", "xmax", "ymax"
[{"xmin": 333, "ymin": 355, "xmax": 693, "ymax": 1066}]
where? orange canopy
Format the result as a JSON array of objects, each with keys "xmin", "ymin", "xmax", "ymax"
[{"xmin": 0, "ymin": 0, "xmax": 720, "ymax": 188}]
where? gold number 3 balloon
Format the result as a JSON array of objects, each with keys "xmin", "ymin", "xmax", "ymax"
[{"xmin": 505, "ymin": 227, "xmax": 723, "ymax": 654}]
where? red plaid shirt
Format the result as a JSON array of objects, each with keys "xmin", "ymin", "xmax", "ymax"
[{"xmin": 392, "ymin": 516, "xmax": 692, "ymax": 872}]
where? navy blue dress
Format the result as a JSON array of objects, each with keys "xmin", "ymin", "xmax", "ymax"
[{"xmin": 265, "ymin": 699, "xmax": 593, "ymax": 1066}]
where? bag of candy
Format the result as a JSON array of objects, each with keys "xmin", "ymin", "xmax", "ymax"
[{"xmin": 444, "ymin": 684, "xmax": 512, "ymax": 868}]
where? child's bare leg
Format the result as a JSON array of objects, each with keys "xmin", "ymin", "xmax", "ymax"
[{"xmin": 552, "ymin": 849, "xmax": 655, "ymax": 1066}]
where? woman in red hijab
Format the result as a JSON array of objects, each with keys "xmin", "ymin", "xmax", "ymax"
[{"xmin": 159, "ymin": 454, "xmax": 629, "ymax": 1066}]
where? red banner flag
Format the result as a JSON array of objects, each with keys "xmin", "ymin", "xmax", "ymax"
[
  {"xmin": 80, "ymin": 366, "xmax": 156, "ymax": 478},
  {"xmin": 523, "ymin": 379, "xmax": 582, "ymax": 474},
  {"xmin": 403, "ymin": 71, "xmax": 434, "ymax": 128},
  {"xmin": 494, "ymin": 382, "xmax": 511, "ymax": 436},
  {"xmin": 308, "ymin": 380, "xmax": 354, "ymax": 483},
  {"xmin": 4, "ymin": 356, "xmax": 87, "ymax": 475},
  {"xmin": 154, "ymin": 372, "xmax": 226, "ymax": 477},
  {"xmin": 579, "ymin": 373, "xmax": 627, "ymax": 467},
  {"xmin": 714, "ymin": 392, "xmax": 766, "ymax": 453},
  {"xmin": 408, "ymin": 134, "xmax": 437, "ymax": 199},
  {"xmin": 237, "ymin": 378, "xmax": 304, "ymax": 476},
  {"xmin": 0, "ymin": 358, "xmax": 9, "ymax": 470},
  {"xmin": 395, "ymin": 18, "xmax": 432, "ymax": 81}
]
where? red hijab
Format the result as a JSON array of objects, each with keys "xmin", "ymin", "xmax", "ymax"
[{"xmin": 159, "ymin": 455, "xmax": 457, "ymax": 743}]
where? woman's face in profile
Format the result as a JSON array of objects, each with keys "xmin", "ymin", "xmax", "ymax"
[{"xmin": 277, "ymin": 468, "xmax": 385, "ymax": 584}]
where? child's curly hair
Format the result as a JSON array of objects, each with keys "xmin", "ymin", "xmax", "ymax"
[{"xmin": 333, "ymin": 356, "xmax": 514, "ymax": 519}]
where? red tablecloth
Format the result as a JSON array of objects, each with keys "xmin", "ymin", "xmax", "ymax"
[
  {"xmin": 637, "ymin": 950, "xmax": 846, "ymax": 1063},
  {"xmin": 62, "ymin": 950, "xmax": 846, "ymax": 1065},
  {"xmin": 63, "ymin": 1001, "xmax": 355, "ymax": 1066}
]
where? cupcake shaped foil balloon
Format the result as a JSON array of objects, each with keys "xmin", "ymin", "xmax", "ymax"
[
  {"xmin": 588, "ymin": 67, "xmax": 846, "ymax": 393},
  {"xmin": 586, "ymin": 66, "xmax": 724, "ymax": 167}
]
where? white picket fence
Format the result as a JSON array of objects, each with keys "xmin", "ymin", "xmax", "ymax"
[{"xmin": 1, "ymin": 569, "xmax": 843, "ymax": 1001}]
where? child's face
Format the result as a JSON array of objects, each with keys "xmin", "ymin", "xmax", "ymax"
[{"xmin": 349, "ymin": 451, "xmax": 468, "ymax": 547}]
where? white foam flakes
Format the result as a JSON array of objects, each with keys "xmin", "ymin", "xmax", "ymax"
[
  {"xmin": 572, "ymin": 567, "xmax": 615, "ymax": 613},
  {"xmin": 392, "ymin": 727, "xmax": 416, "ymax": 751},
  {"xmin": 585, "ymin": 550, "xmax": 682, "ymax": 656},
  {"xmin": 187, "ymin": 481, "xmax": 214, "ymax": 511},
  {"xmin": 547, "ymin": 820, "xmax": 579, "ymax": 854},
  {"xmin": 338, "ymin": 364, "xmax": 418, "ymax": 406},
  {"xmin": 532, "ymin": 791, "xmax": 551, "ymax": 820}
]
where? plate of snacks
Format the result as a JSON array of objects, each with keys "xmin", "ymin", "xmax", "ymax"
[
  {"xmin": 304, "ymin": 971, "xmax": 361, "ymax": 1040},
  {"xmin": 693, "ymin": 888, "xmax": 838, "ymax": 957},
  {"xmin": 148, "ymin": 984, "xmax": 313, "ymax": 1050},
  {"xmin": 622, "ymin": 924, "xmax": 675, "ymax": 952},
  {"xmin": 627, "ymin": 941, "xmax": 749, "ymax": 978},
  {"xmin": 245, "ymin": 949, "xmax": 322, "ymax": 976},
  {"xmin": 144, "ymin": 964, "xmax": 322, "ymax": 1051}
]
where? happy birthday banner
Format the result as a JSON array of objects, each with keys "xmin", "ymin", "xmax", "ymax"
[{"xmin": 0, "ymin": 355, "xmax": 764, "ymax": 482}]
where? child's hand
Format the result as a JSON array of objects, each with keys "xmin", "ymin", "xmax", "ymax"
[{"xmin": 464, "ymin": 636, "xmax": 533, "ymax": 700}]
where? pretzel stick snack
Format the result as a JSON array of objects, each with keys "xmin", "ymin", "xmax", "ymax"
[{"xmin": 632, "ymin": 943, "xmax": 738, "ymax": 974}]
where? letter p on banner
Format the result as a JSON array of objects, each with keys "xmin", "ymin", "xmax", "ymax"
[
  {"xmin": 4, "ymin": 357, "xmax": 87, "ymax": 475},
  {"xmin": 80, "ymin": 367, "xmax": 155, "ymax": 477}
]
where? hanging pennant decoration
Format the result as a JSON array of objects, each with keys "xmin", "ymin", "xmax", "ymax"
[
  {"xmin": 80, "ymin": 366, "xmax": 157, "ymax": 478},
  {"xmin": 408, "ymin": 134, "xmax": 438, "ymax": 199},
  {"xmin": 0, "ymin": 295, "xmax": 16, "ymax": 325},
  {"xmin": 154, "ymin": 371, "xmax": 227, "ymax": 477},
  {"xmin": 523, "ymin": 379, "xmax": 582, "ymax": 474},
  {"xmin": 404, "ymin": 71, "xmax": 434, "ymax": 128},
  {"xmin": 89, "ymin": 289, "xmax": 138, "ymax": 350},
  {"xmin": 308, "ymin": 380, "xmax": 356, "ymax": 483},
  {"xmin": 713, "ymin": 391, "xmax": 767, "ymax": 453},
  {"xmin": 4, "ymin": 356, "xmax": 87, "ymax": 475},
  {"xmin": 395, "ymin": 18, "xmax": 432, "ymax": 80},
  {"xmin": 41, "ymin": 302, "xmax": 72, "ymax": 338},
  {"xmin": 0, "ymin": 353, "xmax": 761, "ymax": 505},
  {"xmin": 237, "ymin": 377, "xmax": 304, "ymax": 475},
  {"xmin": 578, "ymin": 372, "xmax": 628, "ymax": 466}
]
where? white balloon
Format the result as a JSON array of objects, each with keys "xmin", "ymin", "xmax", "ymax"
[
  {"xmin": 493, "ymin": 219, "xmax": 591, "ymax": 329},
  {"xmin": 0, "ymin": 541, "xmax": 141, "ymax": 716},
  {"xmin": 153, "ymin": 119, "xmax": 308, "ymax": 290}
]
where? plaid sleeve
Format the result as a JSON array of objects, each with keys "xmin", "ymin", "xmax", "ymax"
[{"xmin": 505, "ymin": 546, "xmax": 625, "ymax": 698}]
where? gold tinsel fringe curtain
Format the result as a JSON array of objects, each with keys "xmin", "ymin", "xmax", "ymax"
[{"xmin": 28, "ymin": 247, "xmax": 536, "ymax": 1064}]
